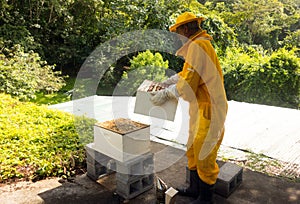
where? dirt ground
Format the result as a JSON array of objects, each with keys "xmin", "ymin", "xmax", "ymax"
[{"xmin": 1, "ymin": 142, "xmax": 300, "ymax": 204}]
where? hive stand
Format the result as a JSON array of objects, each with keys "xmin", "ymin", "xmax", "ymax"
[
  {"xmin": 85, "ymin": 143, "xmax": 154, "ymax": 200},
  {"xmin": 86, "ymin": 143, "xmax": 115, "ymax": 180}
]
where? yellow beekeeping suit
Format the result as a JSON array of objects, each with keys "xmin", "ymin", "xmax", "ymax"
[{"xmin": 176, "ymin": 30, "xmax": 228, "ymax": 185}]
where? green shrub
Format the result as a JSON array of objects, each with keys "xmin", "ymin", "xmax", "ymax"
[
  {"xmin": 0, "ymin": 43, "xmax": 66, "ymax": 100},
  {"xmin": 0, "ymin": 94, "xmax": 96, "ymax": 182},
  {"xmin": 264, "ymin": 48, "xmax": 300, "ymax": 108},
  {"xmin": 222, "ymin": 46, "xmax": 300, "ymax": 108},
  {"xmin": 281, "ymin": 30, "xmax": 300, "ymax": 51},
  {"xmin": 116, "ymin": 50, "xmax": 168, "ymax": 95}
]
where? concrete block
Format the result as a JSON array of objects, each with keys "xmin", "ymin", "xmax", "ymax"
[
  {"xmin": 85, "ymin": 143, "xmax": 116, "ymax": 180},
  {"xmin": 215, "ymin": 162, "xmax": 243, "ymax": 198},
  {"xmin": 93, "ymin": 118, "xmax": 150, "ymax": 162},
  {"xmin": 116, "ymin": 174, "xmax": 154, "ymax": 199},
  {"xmin": 86, "ymin": 162, "xmax": 107, "ymax": 181},
  {"xmin": 116, "ymin": 152, "xmax": 154, "ymax": 183},
  {"xmin": 86, "ymin": 143, "xmax": 115, "ymax": 166},
  {"xmin": 86, "ymin": 143, "xmax": 116, "ymax": 171},
  {"xmin": 134, "ymin": 80, "xmax": 178, "ymax": 121},
  {"xmin": 185, "ymin": 162, "xmax": 243, "ymax": 198}
]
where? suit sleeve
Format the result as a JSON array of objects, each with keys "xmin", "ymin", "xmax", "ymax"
[{"xmin": 176, "ymin": 42, "xmax": 206, "ymax": 102}]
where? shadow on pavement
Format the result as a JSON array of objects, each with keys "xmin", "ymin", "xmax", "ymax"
[{"xmin": 35, "ymin": 142, "xmax": 300, "ymax": 204}]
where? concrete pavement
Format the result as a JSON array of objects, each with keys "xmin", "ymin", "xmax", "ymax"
[
  {"xmin": 1, "ymin": 142, "xmax": 299, "ymax": 204},
  {"xmin": 50, "ymin": 96, "xmax": 300, "ymax": 166}
]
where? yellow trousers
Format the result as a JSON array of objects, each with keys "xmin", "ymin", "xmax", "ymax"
[{"xmin": 186, "ymin": 110, "xmax": 224, "ymax": 185}]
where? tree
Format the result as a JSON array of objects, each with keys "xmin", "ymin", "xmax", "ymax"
[
  {"xmin": 0, "ymin": 0, "xmax": 187, "ymax": 75},
  {"xmin": 205, "ymin": 0, "xmax": 300, "ymax": 50},
  {"xmin": 0, "ymin": 0, "xmax": 106, "ymax": 74},
  {"xmin": 116, "ymin": 50, "xmax": 168, "ymax": 95},
  {"xmin": 182, "ymin": 0, "xmax": 237, "ymax": 56},
  {"xmin": 0, "ymin": 43, "xmax": 65, "ymax": 100}
]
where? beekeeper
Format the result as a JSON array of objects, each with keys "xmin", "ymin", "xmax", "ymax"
[{"xmin": 151, "ymin": 12, "xmax": 228, "ymax": 204}]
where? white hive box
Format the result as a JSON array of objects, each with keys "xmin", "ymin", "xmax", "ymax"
[
  {"xmin": 134, "ymin": 80, "xmax": 178, "ymax": 121},
  {"xmin": 93, "ymin": 118, "xmax": 150, "ymax": 162}
]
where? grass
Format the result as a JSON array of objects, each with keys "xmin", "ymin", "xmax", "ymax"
[
  {"xmin": 30, "ymin": 77, "xmax": 76, "ymax": 105},
  {"xmin": 218, "ymin": 148, "xmax": 300, "ymax": 182},
  {"xmin": 0, "ymin": 93, "xmax": 97, "ymax": 182},
  {"xmin": 30, "ymin": 77, "xmax": 115, "ymax": 105}
]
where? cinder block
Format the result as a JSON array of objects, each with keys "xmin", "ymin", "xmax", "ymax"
[
  {"xmin": 86, "ymin": 162, "xmax": 107, "ymax": 181},
  {"xmin": 116, "ymin": 171, "xmax": 142, "ymax": 184},
  {"xmin": 116, "ymin": 152, "xmax": 154, "ymax": 182},
  {"xmin": 116, "ymin": 174, "xmax": 154, "ymax": 199},
  {"xmin": 85, "ymin": 143, "xmax": 116, "ymax": 180},
  {"xmin": 86, "ymin": 144, "xmax": 116, "ymax": 169},
  {"xmin": 215, "ymin": 162, "xmax": 243, "ymax": 198},
  {"xmin": 115, "ymin": 153, "xmax": 154, "ymax": 199},
  {"xmin": 86, "ymin": 143, "xmax": 114, "ymax": 166},
  {"xmin": 185, "ymin": 162, "xmax": 243, "ymax": 198},
  {"xmin": 134, "ymin": 80, "xmax": 178, "ymax": 121}
]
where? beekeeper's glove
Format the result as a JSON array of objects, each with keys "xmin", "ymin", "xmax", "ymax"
[
  {"xmin": 161, "ymin": 74, "xmax": 179, "ymax": 86},
  {"xmin": 150, "ymin": 84, "xmax": 179, "ymax": 106}
]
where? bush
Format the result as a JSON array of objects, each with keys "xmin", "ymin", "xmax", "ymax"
[
  {"xmin": 265, "ymin": 48, "xmax": 300, "ymax": 108},
  {"xmin": 0, "ymin": 43, "xmax": 66, "ymax": 100},
  {"xmin": 116, "ymin": 50, "xmax": 168, "ymax": 95},
  {"xmin": 281, "ymin": 30, "xmax": 300, "ymax": 51},
  {"xmin": 222, "ymin": 46, "xmax": 300, "ymax": 108},
  {"xmin": 0, "ymin": 94, "xmax": 96, "ymax": 182}
]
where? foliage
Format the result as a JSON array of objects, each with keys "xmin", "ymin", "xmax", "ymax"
[
  {"xmin": 222, "ymin": 46, "xmax": 300, "ymax": 108},
  {"xmin": 201, "ymin": 14, "xmax": 237, "ymax": 56},
  {"xmin": 175, "ymin": 0, "xmax": 237, "ymax": 56},
  {"xmin": 218, "ymin": 148, "xmax": 300, "ymax": 181},
  {"xmin": 0, "ymin": 0, "xmax": 185, "ymax": 74},
  {"xmin": 1, "ymin": 0, "xmax": 299, "ymax": 108},
  {"xmin": 266, "ymin": 48, "xmax": 300, "ymax": 107},
  {"xmin": 117, "ymin": 50, "xmax": 168, "ymax": 95},
  {"xmin": 0, "ymin": 94, "xmax": 96, "ymax": 182},
  {"xmin": 29, "ymin": 92, "xmax": 71, "ymax": 105},
  {"xmin": 281, "ymin": 30, "xmax": 300, "ymax": 50},
  {"xmin": 102, "ymin": 0, "xmax": 186, "ymax": 35},
  {"xmin": 0, "ymin": 43, "xmax": 65, "ymax": 101},
  {"xmin": 96, "ymin": 0, "xmax": 186, "ymax": 89},
  {"xmin": 30, "ymin": 77, "xmax": 76, "ymax": 105},
  {"xmin": 0, "ymin": 0, "xmax": 105, "ymax": 74},
  {"xmin": 205, "ymin": 0, "xmax": 300, "ymax": 50},
  {"xmin": 160, "ymin": 52, "xmax": 185, "ymax": 74}
]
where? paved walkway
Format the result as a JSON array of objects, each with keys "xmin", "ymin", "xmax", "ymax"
[
  {"xmin": 50, "ymin": 95, "xmax": 300, "ymax": 168},
  {"xmin": 1, "ymin": 142, "xmax": 300, "ymax": 204}
]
